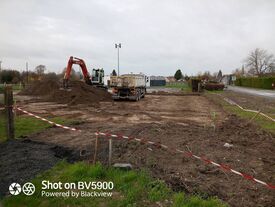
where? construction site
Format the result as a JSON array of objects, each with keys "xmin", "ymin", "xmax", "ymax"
[
  {"xmin": 1, "ymin": 67, "xmax": 275, "ymax": 207},
  {"xmin": 1, "ymin": 1, "xmax": 275, "ymax": 207}
]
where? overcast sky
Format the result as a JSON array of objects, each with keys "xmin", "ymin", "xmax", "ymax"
[{"xmin": 0, "ymin": 0, "xmax": 275, "ymax": 76}]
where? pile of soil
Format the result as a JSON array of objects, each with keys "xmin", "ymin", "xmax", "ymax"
[
  {"xmin": 19, "ymin": 80, "xmax": 60, "ymax": 96},
  {"xmin": 0, "ymin": 139, "xmax": 81, "ymax": 197},
  {"xmin": 19, "ymin": 80, "xmax": 112, "ymax": 105}
]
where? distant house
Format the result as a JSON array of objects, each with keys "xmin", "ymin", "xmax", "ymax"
[
  {"xmin": 221, "ymin": 74, "xmax": 236, "ymax": 85},
  {"xmin": 150, "ymin": 76, "xmax": 166, "ymax": 86},
  {"xmin": 165, "ymin": 76, "xmax": 176, "ymax": 83}
]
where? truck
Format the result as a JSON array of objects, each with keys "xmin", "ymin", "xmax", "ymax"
[{"xmin": 110, "ymin": 74, "xmax": 147, "ymax": 101}]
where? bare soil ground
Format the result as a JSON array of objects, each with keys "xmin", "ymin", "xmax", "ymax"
[{"xmin": 2, "ymin": 91, "xmax": 275, "ymax": 207}]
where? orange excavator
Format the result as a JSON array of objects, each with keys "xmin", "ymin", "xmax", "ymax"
[{"xmin": 63, "ymin": 56, "xmax": 105, "ymax": 88}]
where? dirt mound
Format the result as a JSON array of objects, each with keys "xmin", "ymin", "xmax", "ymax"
[
  {"xmin": 0, "ymin": 139, "xmax": 78, "ymax": 197},
  {"xmin": 19, "ymin": 80, "xmax": 60, "ymax": 96},
  {"xmin": 19, "ymin": 80, "xmax": 112, "ymax": 105}
]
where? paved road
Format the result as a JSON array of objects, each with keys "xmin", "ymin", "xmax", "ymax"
[{"xmin": 227, "ymin": 86, "xmax": 275, "ymax": 99}]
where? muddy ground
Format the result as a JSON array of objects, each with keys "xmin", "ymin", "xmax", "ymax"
[{"xmin": 1, "ymin": 90, "xmax": 275, "ymax": 206}]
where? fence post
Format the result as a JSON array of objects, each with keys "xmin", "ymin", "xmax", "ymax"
[
  {"xmin": 93, "ymin": 133, "xmax": 99, "ymax": 164},
  {"xmin": 108, "ymin": 138, "xmax": 112, "ymax": 166},
  {"xmin": 4, "ymin": 85, "xmax": 14, "ymax": 139}
]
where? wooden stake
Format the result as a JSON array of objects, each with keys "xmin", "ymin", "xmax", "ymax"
[
  {"xmin": 93, "ymin": 133, "xmax": 99, "ymax": 164},
  {"xmin": 248, "ymin": 110, "xmax": 261, "ymax": 123},
  {"xmin": 108, "ymin": 138, "xmax": 112, "ymax": 166},
  {"xmin": 4, "ymin": 86, "xmax": 14, "ymax": 139}
]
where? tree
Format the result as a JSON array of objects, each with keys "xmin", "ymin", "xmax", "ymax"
[
  {"xmin": 42, "ymin": 72, "xmax": 59, "ymax": 81},
  {"xmin": 217, "ymin": 70, "xmax": 222, "ymax": 81},
  {"xmin": 232, "ymin": 65, "xmax": 245, "ymax": 77},
  {"xmin": 35, "ymin": 65, "xmax": 46, "ymax": 77},
  {"xmin": 61, "ymin": 67, "xmax": 79, "ymax": 80},
  {"xmin": 245, "ymin": 48, "xmax": 275, "ymax": 76},
  {"xmin": 0, "ymin": 70, "xmax": 21, "ymax": 83},
  {"xmin": 184, "ymin": 74, "xmax": 190, "ymax": 81},
  {"xmin": 174, "ymin": 69, "xmax": 183, "ymax": 80},
  {"xmin": 111, "ymin": 69, "xmax": 117, "ymax": 76}
]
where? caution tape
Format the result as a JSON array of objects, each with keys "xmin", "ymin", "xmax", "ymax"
[
  {"xmin": 16, "ymin": 107, "xmax": 81, "ymax": 132},
  {"xmin": 223, "ymin": 97, "xmax": 275, "ymax": 122},
  {"xmin": 15, "ymin": 107, "xmax": 275, "ymax": 190},
  {"xmin": 95, "ymin": 131, "xmax": 275, "ymax": 190}
]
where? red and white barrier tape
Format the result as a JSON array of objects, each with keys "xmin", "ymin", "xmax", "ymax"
[
  {"xmin": 15, "ymin": 106, "xmax": 275, "ymax": 190},
  {"xmin": 95, "ymin": 131, "xmax": 275, "ymax": 190},
  {"xmin": 223, "ymin": 97, "xmax": 275, "ymax": 122},
  {"xmin": 16, "ymin": 107, "xmax": 81, "ymax": 132}
]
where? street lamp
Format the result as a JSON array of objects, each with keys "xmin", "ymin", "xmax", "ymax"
[
  {"xmin": 115, "ymin": 43, "xmax": 121, "ymax": 76},
  {"xmin": 26, "ymin": 62, "xmax": 29, "ymax": 83},
  {"xmin": 0, "ymin": 61, "xmax": 2, "ymax": 83}
]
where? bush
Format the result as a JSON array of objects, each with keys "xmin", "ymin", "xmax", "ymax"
[
  {"xmin": 204, "ymin": 83, "xmax": 224, "ymax": 91},
  {"xmin": 235, "ymin": 77, "xmax": 275, "ymax": 89}
]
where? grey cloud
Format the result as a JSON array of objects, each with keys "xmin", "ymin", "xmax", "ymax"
[{"xmin": 0, "ymin": 0, "xmax": 275, "ymax": 75}]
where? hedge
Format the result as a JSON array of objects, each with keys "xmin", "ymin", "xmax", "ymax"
[{"xmin": 235, "ymin": 77, "xmax": 275, "ymax": 89}]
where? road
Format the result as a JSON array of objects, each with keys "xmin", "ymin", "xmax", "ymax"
[{"xmin": 227, "ymin": 86, "xmax": 275, "ymax": 99}]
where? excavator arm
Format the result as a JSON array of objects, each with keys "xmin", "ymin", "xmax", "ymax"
[{"xmin": 63, "ymin": 56, "xmax": 92, "ymax": 88}]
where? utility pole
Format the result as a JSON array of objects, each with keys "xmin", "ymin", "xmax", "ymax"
[
  {"xmin": 0, "ymin": 60, "xmax": 2, "ymax": 84},
  {"xmin": 26, "ymin": 62, "xmax": 29, "ymax": 83},
  {"xmin": 115, "ymin": 43, "xmax": 121, "ymax": 76}
]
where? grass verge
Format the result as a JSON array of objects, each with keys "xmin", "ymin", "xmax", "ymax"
[
  {"xmin": 224, "ymin": 105, "xmax": 275, "ymax": 134},
  {"xmin": 165, "ymin": 82, "xmax": 191, "ymax": 92},
  {"xmin": 0, "ymin": 84, "xmax": 23, "ymax": 93},
  {"xmin": 2, "ymin": 161, "xmax": 226, "ymax": 207},
  {"xmin": 207, "ymin": 94, "xmax": 275, "ymax": 134},
  {"xmin": 0, "ymin": 112, "xmax": 73, "ymax": 142}
]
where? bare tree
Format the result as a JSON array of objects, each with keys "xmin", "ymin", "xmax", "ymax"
[
  {"xmin": 232, "ymin": 65, "xmax": 245, "ymax": 77},
  {"xmin": 245, "ymin": 48, "xmax": 275, "ymax": 76},
  {"xmin": 35, "ymin": 65, "xmax": 46, "ymax": 77},
  {"xmin": 61, "ymin": 67, "xmax": 79, "ymax": 80}
]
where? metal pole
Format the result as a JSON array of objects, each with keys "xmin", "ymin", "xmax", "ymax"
[
  {"xmin": 0, "ymin": 61, "xmax": 2, "ymax": 83},
  {"xmin": 26, "ymin": 62, "xmax": 29, "ymax": 83},
  {"xmin": 115, "ymin": 43, "xmax": 121, "ymax": 76},
  {"xmin": 117, "ymin": 47, "xmax": 120, "ymax": 76}
]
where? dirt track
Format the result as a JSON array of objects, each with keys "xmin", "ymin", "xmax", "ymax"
[{"xmin": 6, "ymin": 93, "xmax": 275, "ymax": 206}]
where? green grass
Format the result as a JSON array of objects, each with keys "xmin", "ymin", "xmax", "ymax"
[
  {"xmin": 0, "ymin": 84, "xmax": 23, "ymax": 93},
  {"xmin": 2, "ymin": 162, "xmax": 226, "ymax": 207},
  {"xmin": 208, "ymin": 94, "xmax": 275, "ymax": 134},
  {"xmin": 0, "ymin": 113, "xmax": 73, "ymax": 142},
  {"xmin": 165, "ymin": 82, "xmax": 191, "ymax": 92},
  {"xmin": 223, "ymin": 105, "xmax": 275, "ymax": 134}
]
